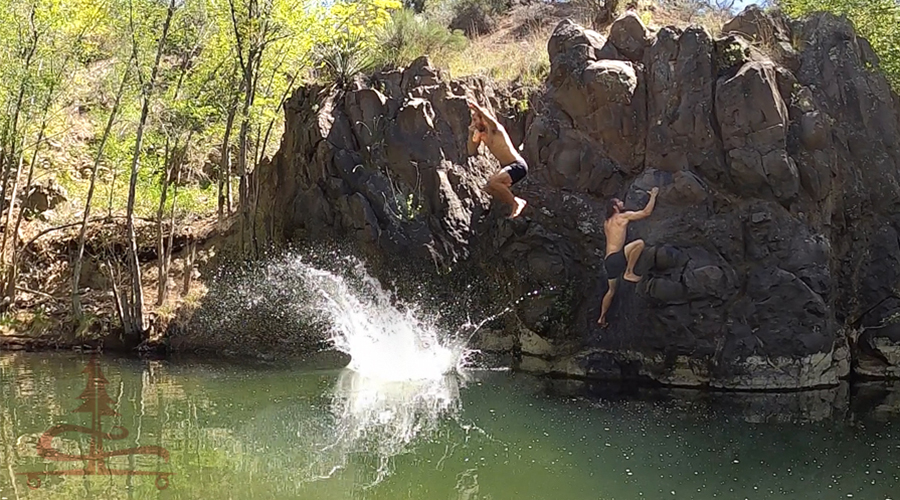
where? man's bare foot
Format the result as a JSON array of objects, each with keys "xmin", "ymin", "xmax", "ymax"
[
  {"xmin": 623, "ymin": 271, "xmax": 642, "ymax": 283},
  {"xmin": 597, "ymin": 317, "xmax": 608, "ymax": 328},
  {"xmin": 509, "ymin": 197, "xmax": 527, "ymax": 218}
]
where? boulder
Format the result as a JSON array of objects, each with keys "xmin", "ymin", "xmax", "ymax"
[
  {"xmin": 715, "ymin": 61, "xmax": 798, "ymax": 201},
  {"xmin": 609, "ymin": 11, "xmax": 650, "ymax": 62},
  {"xmin": 22, "ymin": 180, "xmax": 68, "ymax": 218},
  {"xmin": 722, "ymin": 5, "xmax": 800, "ymax": 71}
]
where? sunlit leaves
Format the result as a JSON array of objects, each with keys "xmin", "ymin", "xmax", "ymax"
[
  {"xmin": 0, "ymin": 0, "xmax": 405, "ymax": 220},
  {"xmin": 778, "ymin": 0, "xmax": 900, "ymax": 91}
]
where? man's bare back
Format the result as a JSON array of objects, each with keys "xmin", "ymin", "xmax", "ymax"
[
  {"xmin": 467, "ymin": 99, "xmax": 528, "ymax": 218},
  {"xmin": 603, "ymin": 215, "xmax": 629, "ymax": 256},
  {"xmin": 473, "ymin": 117, "xmax": 520, "ymax": 167}
]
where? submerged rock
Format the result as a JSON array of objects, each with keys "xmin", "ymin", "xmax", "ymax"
[{"xmin": 246, "ymin": 11, "xmax": 900, "ymax": 389}]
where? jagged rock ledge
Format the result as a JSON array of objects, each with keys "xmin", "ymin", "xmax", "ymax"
[{"xmin": 246, "ymin": 6, "xmax": 900, "ymax": 390}]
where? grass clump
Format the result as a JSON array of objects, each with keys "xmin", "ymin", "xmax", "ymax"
[{"xmin": 449, "ymin": 0, "xmax": 511, "ymax": 36}]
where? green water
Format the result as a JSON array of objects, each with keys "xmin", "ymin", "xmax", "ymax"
[{"xmin": 1, "ymin": 352, "xmax": 898, "ymax": 500}]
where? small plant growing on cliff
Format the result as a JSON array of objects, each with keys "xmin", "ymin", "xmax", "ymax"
[
  {"xmin": 717, "ymin": 38, "xmax": 750, "ymax": 71},
  {"xmin": 382, "ymin": 166, "xmax": 423, "ymax": 222},
  {"xmin": 510, "ymin": 97, "xmax": 528, "ymax": 114},
  {"xmin": 315, "ymin": 34, "xmax": 377, "ymax": 88},
  {"xmin": 401, "ymin": 192, "xmax": 422, "ymax": 220}
]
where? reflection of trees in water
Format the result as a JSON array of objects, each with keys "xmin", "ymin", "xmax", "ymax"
[
  {"xmin": 0, "ymin": 353, "xmax": 240, "ymax": 499},
  {"xmin": 1, "ymin": 354, "xmax": 474, "ymax": 497},
  {"xmin": 3, "ymin": 353, "xmax": 464, "ymax": 498}
]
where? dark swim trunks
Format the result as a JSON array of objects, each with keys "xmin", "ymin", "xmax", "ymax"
[
  {"xmin": 604, "ymin": 250, "xmax": 627, "ymax": 279},
  {"xmin": 500, "ymin": 159, "xmax": 528, "ymax": 185}
]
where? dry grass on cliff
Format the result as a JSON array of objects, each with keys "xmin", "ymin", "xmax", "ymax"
[
  {"xmin": 437, "ymin": 1, "xmax": 561, "ymax": 86},
  {"xmin": 442, "ymin": 29, "xmax": 551, "ymax": 86},
  {"xmin": 633, "ymin": 0, "xmax": 734, "ymax": 35},
  {"xmin": 434, "ymin": 0, "xmax": 736, "ymax": 86}
]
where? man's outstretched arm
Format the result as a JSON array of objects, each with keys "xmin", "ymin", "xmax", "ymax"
[
  {"xmin": 623, "ymin": 187, "xmax": 659, "ymax": 221},
  {"xmin": 468, "ymin": 100, "xmax": 502, "ymax": 132}
]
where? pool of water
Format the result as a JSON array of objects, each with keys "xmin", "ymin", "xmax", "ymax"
[{"xmin": 1, "ymin": 352, "xmax": 898, "ymax": 499}]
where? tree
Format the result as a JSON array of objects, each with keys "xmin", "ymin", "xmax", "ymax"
[
  {"xmin": 1, "ymin": 0, "xmax": 106, "ymax": 308},
  {"xmin": 778, "ymin": 0, "xmax": 900, "ymax": 90},
  {"xmin": 122, "ymin": 0, "xmax": 177, "ymax": 339},
  {"xmin": 72, "ymin": 53, "xmax": 134, "ymax": 321}
]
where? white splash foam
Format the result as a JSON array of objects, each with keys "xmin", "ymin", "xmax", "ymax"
[{"xmin": 301, "ymin": 259, "xmax": 474, "ymax": 381}]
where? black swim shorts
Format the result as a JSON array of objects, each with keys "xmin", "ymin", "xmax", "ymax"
[
  {"xmin": 500, "ymin": 159, "xmax": 528, "ymax": 185},
  {"xmin": 604, "ymin": 250, "xmax": 627, "ymax": 279}
]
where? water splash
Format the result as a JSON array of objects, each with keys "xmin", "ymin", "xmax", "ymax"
[
  {"xmin": 199, "ymin": 251, "xmax": 506, "ymax": 487},
  {"xmin": 302, "ymin": 261, "xmax": 476, "ymax": 381},
  {"xmin": 306, "ymin": 369, "xmax": 468, "ymax": 488},
  {"xmin": 289, "ymin": 256, "xmax": 484, "ymax": 485}
]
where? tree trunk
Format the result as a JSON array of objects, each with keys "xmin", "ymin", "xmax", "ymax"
[
  {"xmin": 163, "ymin": 146, "xmax": 186, "ymax": 303},
  {"xmin": 123, "ymin": 0, "xmax": 176, "ymax": 338},
  {"xmin": 252, "ymin": 69, "xmax": 298, "ymax": 251},
  {"xmin": 237, "ymin": 92, "xmax": 251, "ymax": 255},
  {"xmin": 4, "ymin": 121, "xmax": 47, "ymax": 302},
  {"xmin": 155, "ymin": 138, "xmax": 174, "ymax": 306},
  {"xmin": 6, "ymin": 44, "xmax": 73, "ymax": 306},
  {"xmin": 0, "ymin": 153, "xmax": 27, "ymax": 276},
  {"xmin": 228, "ymin": 0, "xmax": 269, "ymax": 256},
  {"xmin": 218, "ymin": 105, "xmax": 237, "ymax": 223},
  {"xmin": 156, "ymin": 48, "xmax": 192, "ymax": 306},
  {"xmin": 158, "ymin": 132, "xmax": 191, "ymax": 306},
  {"xmin": 72, "ymin": 55, "xmax": 133, "ymax": 320},
  {"xmin": 182, "ymin": 239, "xmax": 195, "ymax": 296}
]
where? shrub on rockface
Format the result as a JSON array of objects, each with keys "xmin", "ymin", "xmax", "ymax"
[
  {"xmin": 374, "ymin": 8, "xmax": 468, "ymax": 68},
  {"xmin": 778, "ymin": 0, "xmax": 900, "ymax": 90}
]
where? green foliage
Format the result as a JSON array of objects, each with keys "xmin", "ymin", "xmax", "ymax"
[
  {"xmin": 0, "ymin": 0, "xmax": 408, "ymax": 234},
  {"xmin": 373, "ymin": 8, "xmax": 468, "ymax": 68},
  {"xmin": 315, "ymin": 33, "xmax": 377, "ymax": 88},
  {"xmin": 778, "ymin": 0, "xmax": 900, "ymax": 91}
]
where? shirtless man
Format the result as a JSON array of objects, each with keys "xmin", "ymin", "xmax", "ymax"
[
  {"xmin": 597, "ymin": 187, "xmax": 658, "ymax": 327},
  {"xmin": 467, "ymin": 99, "xmax": 528, "ymax": 218}
]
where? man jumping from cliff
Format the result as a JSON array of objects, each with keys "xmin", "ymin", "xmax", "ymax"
[
  {"xmin": 598, "ymin": 187, "xmax": 659, "ymax": 328},
  {"xmin": 467, "ymin": 99, "xmax": 528, "ymax": 218}
]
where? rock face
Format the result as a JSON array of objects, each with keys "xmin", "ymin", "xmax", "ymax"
[{"xmin": 250, "ymin": 9, "xmax": 900, "ymax": 389}]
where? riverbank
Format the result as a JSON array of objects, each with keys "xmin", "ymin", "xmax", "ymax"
[{"xmin": 0, "ymin": 214, "xmax": 223, "ymax": 353}]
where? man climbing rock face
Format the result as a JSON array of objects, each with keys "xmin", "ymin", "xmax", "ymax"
[
  {"xmin": 598, "ymin": 187, "xmax": 658, "ymax": 328},
  {"xmin": 466, "ymin": 99, "xmax": 528, "ymax": 218}
]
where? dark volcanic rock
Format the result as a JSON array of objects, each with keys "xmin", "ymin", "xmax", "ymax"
[
  {"xmin": 608, "ymin": 11, "xmax": 650, "ymax": 62},
  {"xmin": 247, "ymin": 13, "xmax": 900, "ymax": 388}
]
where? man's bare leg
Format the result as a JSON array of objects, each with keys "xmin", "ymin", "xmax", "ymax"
[
  {"xmin": 623, "ymin": 239, "xmax": 645, "ymax": 283},
  {"xmin": 597, "ymin": 279, "xmax": 617, "ymax": 327},
  {"xmin": 486, "ymin": 172, "xmax": 527, "ymax": 218}
]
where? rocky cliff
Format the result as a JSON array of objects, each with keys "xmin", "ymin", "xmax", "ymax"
[{"xmin": 250, "ymin": 6, "xmax": 900, "ymax": 389}]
